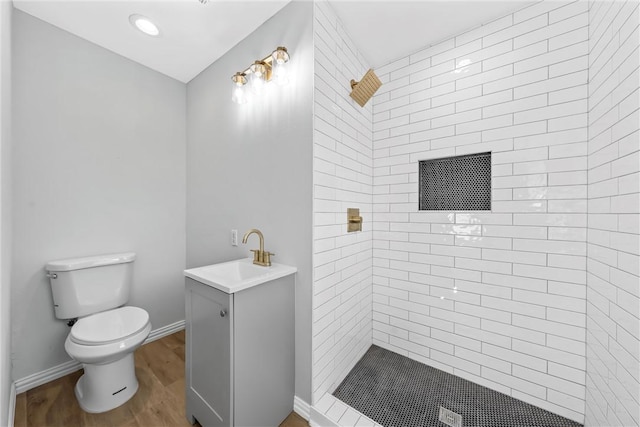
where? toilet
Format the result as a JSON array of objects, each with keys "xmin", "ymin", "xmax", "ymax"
[{"xmin": 46, "ymin": 252, "xmax": 151, "ymax": 413}]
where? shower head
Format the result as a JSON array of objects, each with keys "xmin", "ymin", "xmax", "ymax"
[{"xmin": 349, "ymin": 69, "xmax": 382, "ymax": 107}]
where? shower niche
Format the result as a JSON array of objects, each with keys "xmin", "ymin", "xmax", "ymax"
[{"xmin": 418, "ymin": 152, "xmax": 492, "ymax": 211}]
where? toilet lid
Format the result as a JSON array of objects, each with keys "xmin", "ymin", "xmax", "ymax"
[{"xmin": 70, "ymin": 306, "xmax": 149, "ymax": 345}]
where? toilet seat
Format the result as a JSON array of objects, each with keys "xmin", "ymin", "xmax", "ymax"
[
  {"xmin": 71, "ymin": 306, "xmax": 149, "ymax": 345},
  {"xmin": 65, "ymin": 306, "xmax": 151, "ymax": 365}
]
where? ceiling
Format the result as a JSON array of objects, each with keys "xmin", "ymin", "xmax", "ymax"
[
  {"xmin": 12, "ymin": 0, "xmax": 290, "ymax": 83},
  {"xmin": 330, "ymin": 1, "xmax": 537, "ymax": 69},
  {"xmin": 12, "ymin": 0, "xmax": 536, "ymax": 83}
]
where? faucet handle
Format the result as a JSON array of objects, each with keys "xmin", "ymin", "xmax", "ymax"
[
  {"xmin": 263, "ymin": 251, "xmax": 275, "ymax": 266},
  {"xmin": 250, "ymin": 249, "xmax": 260, "ymax": 263}
]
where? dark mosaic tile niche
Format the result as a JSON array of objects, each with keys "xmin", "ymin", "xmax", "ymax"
[{"xmin": 418, "ymin": 152, "xmax": 492, "ymax": 211}]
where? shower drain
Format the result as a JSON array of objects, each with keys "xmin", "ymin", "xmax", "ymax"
[{"xmin": 439, "ymin": 406, "xmax": 462, "ymax": 427}]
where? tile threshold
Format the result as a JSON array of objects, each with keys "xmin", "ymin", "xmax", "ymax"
[{"xmin": 311, "ymin": 393, "xmax": 382, "ymax": 427}]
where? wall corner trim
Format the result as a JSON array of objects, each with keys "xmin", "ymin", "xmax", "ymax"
[
  {"xmin": 294, "ymin": 395, "xmax": 311, "ymax": 420},
  {"xmin": 14, "ymin": 319, "xmax": 185, "ymax": 394},
  {"xmin": 7, "ymin": 382, "xmax": 16, "ymax": 427}
]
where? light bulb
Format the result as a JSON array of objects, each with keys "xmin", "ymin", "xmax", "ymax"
[
  {"xmin": 271, "ymin": 47, "xmax": 290, "ymax": 86},
  {"xmin": 250, "ymin": 76, "xmax": 264, "ymax": 95},
  {"xmin": 232, "ymin": 86, "xmax": 247, "ymax": 104},
  {"xmin": 249, "ymin": 61, "xmax": 267, "ymax": 95},
  {"xmin": 272, "ymin": 47, "xmax": 290, "ymax": 64},
  {"xmin": 273, "ymin": 61, "xmax": 289, "ymax": 86},
  {"xmin": 231, "ymin": 72, "xmax": 247, "ymax": 104}
]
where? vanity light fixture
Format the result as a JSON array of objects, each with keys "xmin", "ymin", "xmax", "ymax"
[
  {"xmin": 271, "ymin": 46, "xmax": 290, "ymax": 86},
  {"xmin": 129, "ymin": 14, "xmax": 160, "ymax": 37},
  {"xmin": 249, "ymin": 60, "xmax": 268, "ymax": 95},
  {"xmin": 231, "ymin": 72, "xmax": 248, "ymax": 104},
  {"xmin": 231, "ymin": 46, "xmax": 290, "ymax": 104}
]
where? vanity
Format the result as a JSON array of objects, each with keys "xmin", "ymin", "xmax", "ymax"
[{"xmin": 184, "ymin": 258, "xmax": 297, "ymax": 427}]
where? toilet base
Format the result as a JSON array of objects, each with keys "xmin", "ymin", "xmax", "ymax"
[{"xmin": 75, "ymin": 353, "xmax": 139, "ymax": 413}]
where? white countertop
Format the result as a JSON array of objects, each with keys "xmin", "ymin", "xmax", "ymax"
[{"xmin": 184, "ymin": 257, "xmax": 297, "ymax": 294}]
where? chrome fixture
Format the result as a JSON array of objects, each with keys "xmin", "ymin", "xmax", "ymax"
[
  {"xmin": 242, "ymin": 228, "xmax": 274, "ymax": 266},
  {"xmin": 231, "ymin": 46, "xmax": 290, "ymax": 104}
]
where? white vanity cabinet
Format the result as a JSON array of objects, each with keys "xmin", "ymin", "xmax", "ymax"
[{"xmin": 184, "ymin": 259, "xmax": 296, "ymax": 427}]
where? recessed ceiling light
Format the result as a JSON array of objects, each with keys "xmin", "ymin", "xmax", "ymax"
[{"xmin": 129, "ymin": 14, "xmax": 160, "ymax": 37}]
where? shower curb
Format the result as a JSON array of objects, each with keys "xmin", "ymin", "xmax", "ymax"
[{"xmin": 310, "ymin": 392, "xmax": 381, "ymax": 427}]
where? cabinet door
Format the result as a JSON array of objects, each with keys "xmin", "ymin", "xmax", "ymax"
[
  {"xmin": 185, "ymin": 278, "xmax": 233, "ymax": 427},
  {"xmin": 233, "ymin": 275, "xmax": 295, "ymax": 427}
]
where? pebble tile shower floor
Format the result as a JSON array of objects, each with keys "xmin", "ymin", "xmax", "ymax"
[{"xmin": 333, "ymin": 345, "xmax": 582, "ymax": 427}]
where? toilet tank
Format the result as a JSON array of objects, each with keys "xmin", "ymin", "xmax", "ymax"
[{"xmin": 46, "ymin": 253, "xmax": 136, "ymax": 319}]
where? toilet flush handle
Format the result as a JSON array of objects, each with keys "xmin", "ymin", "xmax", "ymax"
[{"xmin": 46, "ymin": 272, "xmax": 57, "ymax": 279}]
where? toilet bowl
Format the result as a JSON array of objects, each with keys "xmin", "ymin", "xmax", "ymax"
[
  {"xmin": 46, "ymin": 252, "xmax": 151, "ymax": 413},
  {"xmin": 65, "ymin": 306, "xmax": 151, "ymax": 413}
]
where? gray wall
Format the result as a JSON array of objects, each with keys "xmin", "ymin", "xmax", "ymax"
[
  {"xmin": 186, "ymin": 1, "xmax": 313, "ymax": 403},
  {"xmin": 11, "ymin": 10, "xmax": 186, "ymax": 380},
  {"xmin": 0, "ymin": 1, "xmax": 12, "ymax": 424}
]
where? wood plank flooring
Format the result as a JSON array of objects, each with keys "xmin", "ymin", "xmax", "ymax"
[{"xmin": 14, "ymin": 330, "xmax": 309, "ymax": 427}]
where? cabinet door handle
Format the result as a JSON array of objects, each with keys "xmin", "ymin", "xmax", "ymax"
[{"xmin": 220, "ymin": 309, "xmax": 227, "ymax": 318}]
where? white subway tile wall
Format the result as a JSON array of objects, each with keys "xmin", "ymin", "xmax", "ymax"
[
  {"xmin": 585, "ymin": 1, "xmax": 640, "ymax": 426},
  {"xmin": 312, "ymin": 1, "xmax": 374, "ymax": 404},
  {"xmin": 311, "ymin": 1, "xmax": 640, "ymax": 425},
  {"xmin": 371, "ymin": 1, "xmax": 591, "ymax": 423}
]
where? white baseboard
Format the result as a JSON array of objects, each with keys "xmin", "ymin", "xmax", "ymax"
[
  {"xmin": 14, "ymin": 319, "xmax": 185, "ymax": 394},
  {"xmin": 293, "ymin": 395, "xmax": 310, "ymax": 420},
  {"xmin": 7, "ymin": 382, "xmax": 15, "ymax": 427},
  {"xmin": 14, "ymin": 359, "xmax": 82, "ymax": 394},
  {"xmin": 144, "ymin": 319, "xmax": 185, "ymax": 344}
]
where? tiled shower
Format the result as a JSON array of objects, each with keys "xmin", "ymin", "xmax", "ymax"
[
  {"xmin": 312, "ymin": 0, "xmax": 639, "ymax": 425},
  {"xmin": 312, "ymin": 0, "xmax": 373, "ymax": 404}
]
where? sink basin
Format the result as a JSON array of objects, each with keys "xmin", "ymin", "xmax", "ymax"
[{"xmin": 184, "ymin": 258, "xmax": 297, "ymax": 294}]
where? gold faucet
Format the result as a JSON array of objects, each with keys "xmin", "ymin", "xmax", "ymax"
[{"xmin": 242, "ymin": 228, "xmax": 274, "ymax": 266}]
